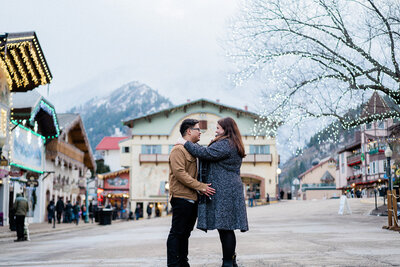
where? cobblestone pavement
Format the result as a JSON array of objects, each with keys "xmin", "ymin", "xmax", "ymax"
[{"xmin": 1, "ymin": 198, "xmax": 399, "ymax": 267}]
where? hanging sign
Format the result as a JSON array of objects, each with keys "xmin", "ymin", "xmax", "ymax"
[{"xmin": 10, "ymin": 122, "xmax": 44, "ymax": 173}]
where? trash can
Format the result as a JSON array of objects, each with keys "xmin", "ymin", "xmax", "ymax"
[{"xmin": 99, "ymin": 209, "xmax": 113, "ymax": 225}]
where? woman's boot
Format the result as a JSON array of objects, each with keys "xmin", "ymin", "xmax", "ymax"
[
  {"xmin": 221, "ymin": 258, "xmax": 233, "ymax": 267},
  {"xmin": 232, "ymin": 253, "xmax": 238, "ymax": 267}
]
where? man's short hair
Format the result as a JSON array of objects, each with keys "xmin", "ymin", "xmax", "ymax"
[{"xmin": 180, "ymin": 119, "xmax": 199, "ymax": 136}]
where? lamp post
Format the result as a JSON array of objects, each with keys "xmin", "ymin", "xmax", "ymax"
[
  {"xmin": 165, "ymin": 181, "xmax": 169, "ymax": 215},
  {"xmin": 292, "ymin": 178, "xmax": 300, "ymax": 200},
  {"xmin": 276, "ymin": 168, "xmax": 281, "ymax": 200},
  {"xmin": 385, "ymin": 145, "xmax": 393, "ymax": 228},
  {"xmin": 85, "ymin": 170, "xmax": 92, "ymax": 223}
]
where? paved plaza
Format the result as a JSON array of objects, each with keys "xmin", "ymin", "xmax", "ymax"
[{"xmin": 1, "ymin": 198, "xmax": 399, "ymax": 266}]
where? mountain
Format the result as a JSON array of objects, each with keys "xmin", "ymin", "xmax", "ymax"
[{"xmin": 69, "ymin": 81, "xmax": 173, "ymax": 151}]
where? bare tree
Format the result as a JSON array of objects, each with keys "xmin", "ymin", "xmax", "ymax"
[{"xmin": 228, "ymin": 0, "xmax": 400, "ymax": 133}]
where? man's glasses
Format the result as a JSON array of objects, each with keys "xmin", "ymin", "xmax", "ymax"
[{"xmin": 191, "ymin": 128, "xmax": 206, "ymax": 133}]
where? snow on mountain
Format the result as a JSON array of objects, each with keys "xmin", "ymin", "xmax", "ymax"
[{"xmin": 69, "ymin": 81, "xmax": 173, "ymax": 151}]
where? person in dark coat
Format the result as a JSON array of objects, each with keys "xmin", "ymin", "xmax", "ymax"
[
  {"xmin": 73, "ymin": 202, "xmax": 80, "ymax": 225},
  {"xmin": 146, "ymin": 203, "xmax": 152, "ymax": 219},
  {"xmin": 13, "ymin": 193, "xmax": 29, "ymax": 242},
  {"xmin": 134, "ymin": 204, "xmax": 141, "ymax": 220},
  {"xmin": 47, "ymin": 200, "xmax": 55, "ymax": 224},
  {"xmin": 88, "ymin": 202, "xmax": 94, "ymax": 223},
  {"xmin": 179, "ymin": 117, "xmax": 248, "ymax": 267},
  {"xmin": 65, "ymin": 200, "xmax": 73, "ymax": 223},
  {"xmin": 55, "ymin": 197, "xmax": 64, "ymax": 224}
]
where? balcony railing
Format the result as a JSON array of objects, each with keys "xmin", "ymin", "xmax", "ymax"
[
  {"xmin": 139, "ymin": 154, "xmax": 169, "ymax": 164},
  {"xmin": 242, "ymin": 154, "xmax": 272, "ymax": 164},
  {"xmin": 46, "ymin": 140, "xmax": 84, "ymax": 163},
  {"xmin": 347, "ymin": 153, "xmax": 362, "ymax": 166}
]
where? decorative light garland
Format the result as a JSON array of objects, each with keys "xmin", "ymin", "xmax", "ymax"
[
  {"xmin": 28, "ymin": 42, "xmax": 47, "ymax": 84},
  {"xmin": 1, "ymin": 39, "xmax": 52, "ymax": 90},
  {"xmin": 4, "ymin": 54, "xmax": 22, "ymax": 88},
  {"xmin": 19, "ymin": 45, "xmax": 39, "ymax": 86},
  {"xmin": 0, "ymin": 57, "xmax": 13, "ymax": 90},
  {"xmin": 11, "ymin": 120, "xmax": 45, "ymax": 140},
  {"xmin": 10, "ymin": 162, "xmax": 43, "ymax": 174},
  {"xmin": 228, "ymin": 0, "xmax": 400, "ymax": 157},
  {"xmin": 9, "ymin": 49, "xmax": 28, "ymax": 87},
  {"xmin": 29, "ymin": 100, "xmax": 60, "ymax": 138}
]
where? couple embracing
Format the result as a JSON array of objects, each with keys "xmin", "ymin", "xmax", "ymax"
[{"xmin": 167, "ymin": 117, "xmax": 248, "ymax": 267}]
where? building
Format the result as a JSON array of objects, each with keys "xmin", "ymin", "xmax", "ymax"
[
  {"xmin": 96, "ymin": 136, "xmax": 127, "ymax": 171},
  {"xmin": 299, "ymin": 157, "xmax": 340, "ymax": 200},
  {"xmin": 12, "ymin": 90, "xmax": 59, "ymax": 223},
  {"xmin": 120, "ymin": 99, "xmax": 279, "ymax": 214},
  {"xmin": 47, "ymin": 113, "xmax": 96, "ymax": 208},
  {"xmin": 336, "ymin": 92, "xmax": 397, "ymax": 197},
  {"xmin": 97, "ymin": 168, "xmax": 130, "ymax": 217},
  {"xmin": 0, "ymin": 32, "xmax": 52, "ymax": 226}
]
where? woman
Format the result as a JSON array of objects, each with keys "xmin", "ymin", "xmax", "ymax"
[{"xmin": 178, "ymin": 117, "xmax": 248, "ymax": 267}]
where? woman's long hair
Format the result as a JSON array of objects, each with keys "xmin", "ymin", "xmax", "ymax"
[{"xmin": 210, "ymin": 117, "xmax": 246, "ymax": 158}]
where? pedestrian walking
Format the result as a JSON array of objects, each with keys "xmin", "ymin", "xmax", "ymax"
[
  {"xmin": 89, "ymin": 202, "xmax": 94, "ymax": 223},
  {"xmin": 167, "ymin": 119, "xmax": 215, "ymax": 267},
  {"xmin": 81, "ymin": 204, "xmax": 86, "ymax": 221},
  {"xmin": 248, "ymin": 190, "xmax": 255, "ymax": 207},
  {"xmin": 135, "ymin": 204, "xmax": 141, "ymax": 220},
  {"xmin": 280, "ymin": 189, "xmax": 285, "ymax": 200},
  {"xmin": 65, "ymin": 200, "xmax": 73, "ymax": 223},
  {"xmin": 73, "ymin": 202, "xmax": 80, "ymax": 225},
  {"xmin": 56, "ymin": 197, "xmax": 64, "ymax": 224},
  {"xmin": 47, "ymin": 200, "xmax": 56, "ymax": 224},
  {"xmin": 146, "ymin": 203, "xmax": 152, "ymax": 219},
  {"xmin": 13, "ymin": 193, "xmax": 29, "ymax": 242},
  {"xmin": 178, "ymin": 117, "xmax": 248, "ymax": 266}
]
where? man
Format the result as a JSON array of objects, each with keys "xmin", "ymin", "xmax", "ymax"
[
  {"xmin": 167, "ymin": 119, "xmax": 216, "ymax": 267},
  {"xmin": 73, "ymin": 202, "xmax": 80, "ymax": 225},
  {"xmin": 56, "ymin": 197, "xmax": 64, "ymax": 224},
  {"xmin": 47, "ymin": 200, "xmax": 55, "ymax": 224},
  {"xmin": 13, "ymin": 193, "xmax": 29, "ymax": 242},
  {"xmin": 65, "ymin": 200, "xmax": 73, "ymax": 223}
]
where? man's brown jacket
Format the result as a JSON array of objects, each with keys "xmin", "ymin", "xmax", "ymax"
[{"xmin": 168, "ymin": 144, "xmax": 207, "ymax": 201}]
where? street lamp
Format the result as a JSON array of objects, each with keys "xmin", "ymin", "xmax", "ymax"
[
  {"xmin": 385, "ymin": 145, "xmax": 393, "ymax": 191},
  {"xmin": 292, "ymin": 178, "xmax": 300, "ymax": 200},
  {"xmin": 385, "ymin": 144, "xmax": 394, "ymax": 228}
]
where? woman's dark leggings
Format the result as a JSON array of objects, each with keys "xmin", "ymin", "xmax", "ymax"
[{"xmin": 218, "ymin": 229, "xmax": 236, "ymax": 260}]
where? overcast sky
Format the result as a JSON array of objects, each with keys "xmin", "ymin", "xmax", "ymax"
[{"xmin": 1, "ymin": 0, "xmax": 261, "ymax": 111}]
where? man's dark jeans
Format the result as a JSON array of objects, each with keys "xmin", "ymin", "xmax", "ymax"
[
  {"xmin": 15, "ymin": 215, "xmax": 25, "ymax": 240},
  {"xmin": 167, "ymin": 197, "xmax": 198, "ymax": 267},
  {"xmin": 56, "ymin": 211, "xmax": 62, "ymax": 223}
]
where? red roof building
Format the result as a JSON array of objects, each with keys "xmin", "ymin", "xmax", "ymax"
[{"xmin": 96, "ymin": 137, "xmax": 128, "ymax": 151}]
